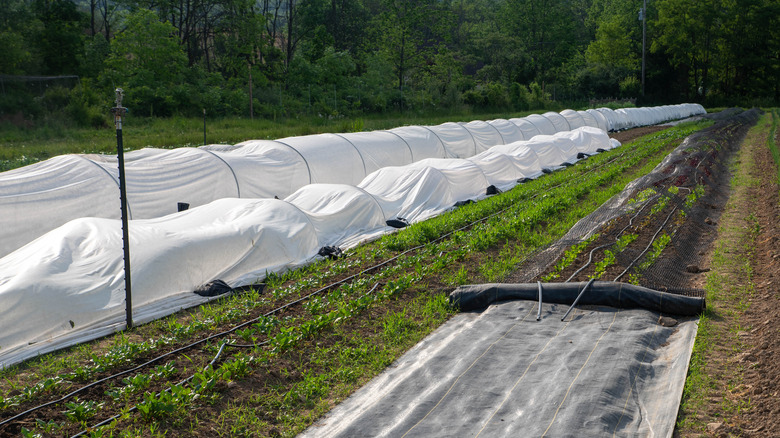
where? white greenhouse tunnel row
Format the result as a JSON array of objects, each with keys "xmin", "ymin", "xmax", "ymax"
[
  {"xmin": 0, "ymin": 104, "xmax": 705, "ymax": 259},
  {"xmin": 0, "ymin": 127, "xmax": 620, "ymax": 367}
]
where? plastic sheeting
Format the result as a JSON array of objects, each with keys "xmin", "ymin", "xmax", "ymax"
[
  {"xmin": 460, "ymin": 120, "xmax": 505, "ymax": 153},
  {"xmin": 0, "ymin": 128, "xmax": 620, "ymax": 367},
  {"xmin": 561, "ymin": 109, "xmax": 586, "ymax": 129},
  {"xmin": 0, "ymin": 104, "xmax": 705, "ymax": 258},
  {"xmin": 486, "ymin": 119, "xmax": 524, "ymax": 143},
  {"xmin": 543, "ymin": 111, "xmax": 572, "ymax": 132},
  {"xmin": 300, "ymin": 283, "xmax": 699, "ymax": 438}
]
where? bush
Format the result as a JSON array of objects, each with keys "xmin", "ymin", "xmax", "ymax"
[
  {"xmin": 528, "ymin": 82, "xmax": 551, "ymax": 109},
  {"xmin": 511, "ymin": 83, "xmax": 531, "ymax": 111},
  {"xmin": 619, "ymin": 76, "xmax": 640, "ymax": 99}
]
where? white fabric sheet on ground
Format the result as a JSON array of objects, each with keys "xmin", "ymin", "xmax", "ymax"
[{"xmin": 300, "ymin": 299, "xmax": 698, "ymax": 438}]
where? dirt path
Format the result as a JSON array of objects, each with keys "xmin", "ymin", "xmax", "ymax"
[
  {"xmin": 675, "ymin": 111, "xmax": 780, "ymax": 437},
  {"xmin": 735, "ymin": 113, "xmax": 780, "ymax": 436}
]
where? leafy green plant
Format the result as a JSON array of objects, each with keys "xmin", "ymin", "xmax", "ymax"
[
  {"xmin": 62, "ymin": 398, "xmax": 103, "ymax": 424},
  {"xmin": 542, "ymin": 235, "xmax": 600, "ymax": 281}
]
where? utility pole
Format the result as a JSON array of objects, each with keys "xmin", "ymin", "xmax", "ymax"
[
  {"xmin": 249, "ymin": 64, "xmax": 254, "ymax": 120},
  {"xmin": 111, "ymin": 88, "xmax": 132, "ymax": 330},
  {"xmin": 640, "ymin": 0, "xmax": 647, "ymax": 97}
]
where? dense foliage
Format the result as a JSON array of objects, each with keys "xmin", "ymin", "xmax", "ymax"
[{"xmin": 0, "ymin": 0, "xmax": 778, "ymax": 125}]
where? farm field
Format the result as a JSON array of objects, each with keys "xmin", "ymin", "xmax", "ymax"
[{"xmin": 0, "ymin": 110, "xmax": 778, "ymax": 437}]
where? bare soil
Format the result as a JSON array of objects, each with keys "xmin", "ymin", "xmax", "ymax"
[
  {"xmin": 610, "ymin": 125, "xmax": 669, "ymax": 144},
  {"xmin": 719, "ymin": 118, "xmax": 780, "ymax": 437}
]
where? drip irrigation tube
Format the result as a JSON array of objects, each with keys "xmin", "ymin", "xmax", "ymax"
[
  {"xmin": 536, "ymin": 281, "xmax": 543, "ymax": 321},
  {"xmin": 564, "ymin": 193, "xmax": 658, "ymax": 283},
  {"xmin": 613, "ymin": 203, "xmax": 679, "ymax": 282},
  {"xmin": 69, "ymin": 283, "xmax": 381, "ymax": 438}
]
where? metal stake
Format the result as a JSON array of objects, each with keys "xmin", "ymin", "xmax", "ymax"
[{"xmin": 111, "ymin": 88, "xmax": 133, "ymax": 329}]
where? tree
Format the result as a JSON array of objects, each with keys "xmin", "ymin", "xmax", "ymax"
[
  {"xmin": 32, "ymin": 0, "xmax": 86, "ymax": 75},
  {"xmin": 500, "ymin": 0, "xmax": 580, "ymax": 85},
  {"xmin": 653, "ymin": 0, "xmax": 722, "ymax": 100},
  {"xmin": 370, "ymin": 0, "xmax": 453, "ymax": 94},
  {"xmin": 102, "ymin": 8, "xmax": 189, "ymax": 115}
]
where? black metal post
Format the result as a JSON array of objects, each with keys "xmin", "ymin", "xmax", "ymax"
[
  {"xmin": 641, "ymin": 0, "xmax": 647, "ymax": 97},
  {"xmin": 111, "ymin": 88, "xmax": 133, "ymax": 329},
  {"xmin": 203, "ymin": 108, "xmax": 207, "ymax": 145}
]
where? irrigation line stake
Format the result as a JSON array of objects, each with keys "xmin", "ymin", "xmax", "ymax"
[
  {"xmin": 561, "ymin": 278, "xmax": 594, "ymax": 322},
  {"xmin": 537, "ymin": 281, "xmax": 543, "ymax": 321},
  {"xmin": 111, "ymin": 88, "xmax": 133, "ymax": 329}
]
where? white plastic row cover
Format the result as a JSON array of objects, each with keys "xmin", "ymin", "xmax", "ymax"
[
  {"xmin": 0, "ymin": 127, "xmax": 619, "ymax": 367},
  {"xmin": 0, "ymin": 104, "xmax": 705, "ymax": 259}
]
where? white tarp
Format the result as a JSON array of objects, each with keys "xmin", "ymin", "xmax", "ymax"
[
  {"xmin": 560, "ymin": 109, "xmax": 586, "ymax": 129},
  {"xmin": 542, "ymin": 111, "xmax": 572, "ymax": 132},
  {"xmin": 427, "ymin": 122, "xmax": 477, "ymax": 158},
  {"xmin": 359, "ymin": 158, "xmax": 490, "ymax": 223},
  {"xmin": 459, "ymin": 120, "xmax": 504, "ymax": 153},
  {"xmin": 203, "ymin": 141, "xmax": 311, "ymax": 199},
  {"xmin": 278, "ymin": 134, "xmax": 367, "ymax": 185},
  {"xmin": 487, "ymin": 119, "xmax": 524, "ymax": 143},
  {"xmin": 508, "ymin": 117, "xmax": 543, "ymax": 140},
  {"xmin": 0, "ymin": 155, "xmax": 120, "ymax": 260},
  {"xmin": 385, "ymin": 126, "xmax": 447, "ymax": 161},
  {"xmin": 0, "ymin": 104, "xmax": 706, "ymax": 259},
  {"xmin": 337, "ymin": 131, "xmax": 414, "ymax": 175},
  {"xmin": 285, "ymin": 184, "xmax": 388, "ymax": 248},
  {"xmin": 578, "ymin": 110, "xmax": 599, "ymax": 130},
  {"xmin": 91, "ymin": 148, "xmax": 241, "ymax": 219},
  {"xmin": 586, "ymin": 109, "xmax": 609, "ymax": 132},
  {"xmin": 524, "ymin": 113, "xmax": 557, "ymax": 135},
  {"xmin": 0, "ymin": 127, "xmax": 622, "ymax": 367},
  {"xmin": 467, "ymin": 144, "xmax": 543, "ymax": 191}
]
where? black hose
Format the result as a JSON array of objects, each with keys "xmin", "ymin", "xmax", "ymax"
[
  {"xmin": 70, "ymin": 283, "xmax": 381, "ymax": 438},
  {"xmin": 613, "ymin": 204, "xmax": 679, "ymax": 282}
]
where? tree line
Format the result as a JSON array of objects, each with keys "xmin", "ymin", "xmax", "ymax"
[{"xmin": 1, "ymin": 0, "xmax": 778, "ymax": 126}]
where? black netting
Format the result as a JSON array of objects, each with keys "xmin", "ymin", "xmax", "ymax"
[{"xmin": 510, "ymin": 108, "xmax": 762, "ymax": 298}]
